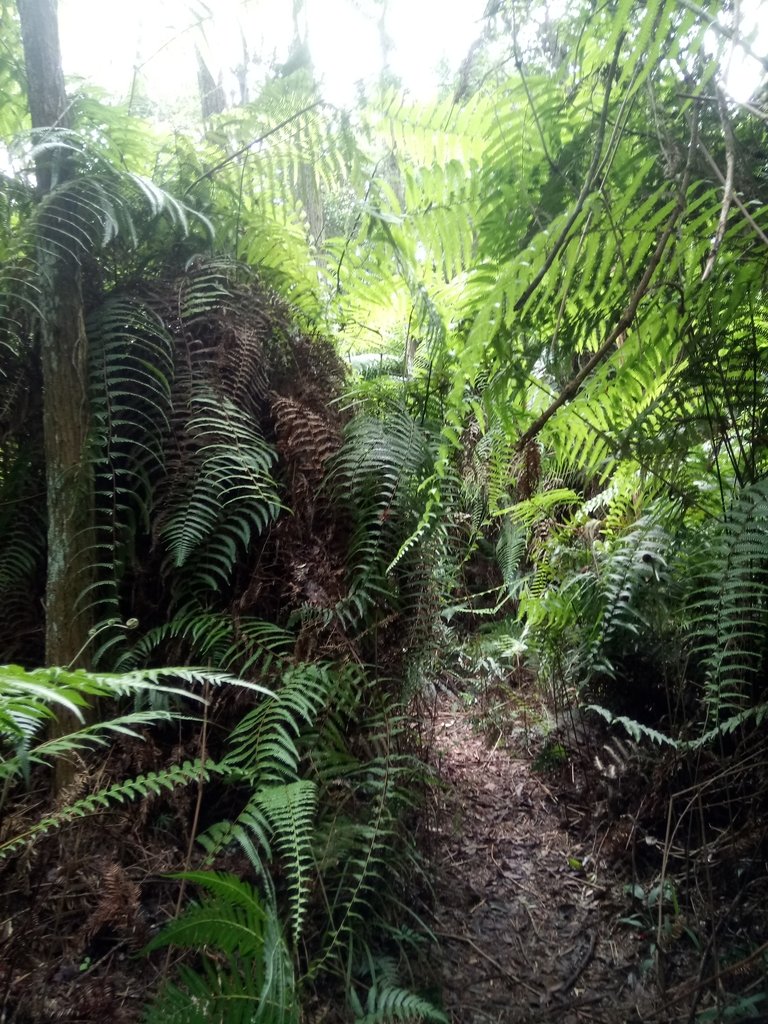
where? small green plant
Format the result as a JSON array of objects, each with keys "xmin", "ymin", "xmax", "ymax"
[
  {"xmin": 143, "ymin": 872, "xmax": 298, "ymax": 1024},
  {"xmin": 697, "ymin": 991, "xmax": 767, "ymax": 1022},
  {"xmin": 620, "ymin": 879, "xmax": 698, "ymax": 973},
  {"xmin": 142, "ymin": 660, "xmax": 443, "ymax": 1023},
  {"xmin": 531, "ymin": 740, "xmax": 568, "ymax": 774}
]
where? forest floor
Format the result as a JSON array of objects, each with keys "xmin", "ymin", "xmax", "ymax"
[
  {"xmin": 2, "ymin": 686, "xmax": 763, "ymax": 1023},
  {"xmin": 425, "ymin": 691, "xmax": 693, "ymax": 1024}
]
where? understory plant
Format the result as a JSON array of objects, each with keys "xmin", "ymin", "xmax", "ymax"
[
  {"xmin": 134, "ymin": 658, "xmax": 446, "ymax": 1023},
  {"xmin": 0, "ymin": 662, "xmax": 266, "ymax": 860}
]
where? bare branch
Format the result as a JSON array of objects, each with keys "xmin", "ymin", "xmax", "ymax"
[
  {"xmin": 677, "ymin": 0, "xmax": 768, "ymax": 73},
  {"xmin": 701, "ymin": 88, "xmax": 736, "ymax": 281},
  {"xmin": 511, "ymin": 34, "xmax": 625, "ymax": 315},
  {"xmin": 183, "ymin": 102, "xmax": 324, "ymax": 196},
  {"xmin": 698, "ymin": 141, "xmax": 768, "ymax": 249},
  {"xmin": 514, "ymin": 200, "xmax": 683, "ymax": 452}
]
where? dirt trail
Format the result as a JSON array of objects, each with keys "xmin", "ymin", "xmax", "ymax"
[{"xmin": 428, "ymin": 694, "xmax": 662, "ymax": 1024}]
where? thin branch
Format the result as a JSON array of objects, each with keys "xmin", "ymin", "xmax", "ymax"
[
  {"xmin": 183, "ymin": 102, "xmax": 324, "ymax": 196},
  {"xmin": 512, "ymin": 34, "xmax": 625, "ymax": 315},
  {"xmin": 701, "ymin": 88, "xmax": 736, "ymax": 281},
  {"xmin": 128, "ymin": 13, "xmax": 209, "ymax": 114},
  {"xmin": 699, "ymin": 140, "xmax": 768, "ymax": 248},
  {"xmin": 163, "ymin": 681, "xmax": 210, "ymax": 976},
  {"xmin": 514, "ymin": 199, "xmax": 683, "ymax": 452},
  {"xmin": 335, "ymin": 157, "xmax": 384, "ymax": 295},
  {"xmin": 676, "ymin": 0, "xmax": 768, "ymax": 72},
  {"xmin": 435, "ymin": 931, "xmax": 541, "ymax": 996},
  {"xmin": 511, "ymin": 7, "xmax": 561, "ymax": 177},
  {"xmin": 677, "ymin": 92, "xmax": 768, "ymax": 124}
]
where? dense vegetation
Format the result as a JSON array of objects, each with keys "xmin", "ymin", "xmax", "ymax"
[{"xmin": 1, "ymin": 0, "xmax": 767, "ymax": 1020}]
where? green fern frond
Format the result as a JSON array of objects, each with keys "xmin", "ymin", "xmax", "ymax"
[
  {"xmin": 120, "ymin": 609, "xmax": 295, "ymax": 679},
  {"xmin": 224, "ymin": 663, "xmax": 336, "ymax": 781},
  {"xmin": 496, "ymin": 519, "xmax": 526, "ymax": 601},
  {"xmin": 0, "ymin": 758, "xmax": 210, "ymax": 860},
  {"xmin": 144, "ymin": 872, "xmax": 298, "ymax": 1024},
  {"xmin": 254, "ymin": 781, "xmax": 317, "ymax": 947},
  {"xmin": 157, "ymin": 389, "xmax": 281, "ymax": 579},
  {"xmin": 587, "ymin": 704, "xmax": 677, "ymax": 747},
  {"xmin": 86, "ymin": 296, "xmax": 175, "ymax": 648},
  {"xmin": 330, "ymin": 405, "xmax": 435, "ymax": 622},
  {"xmin": 687, "ymin": 479, "xmax": 768, "ymax": 727},
  {"xmin": 355, "ymin": 985, "xmax": 448, "ymax": 1024},
  {"xmin": 598, "ymin": 516, "xmax": 672, "ymax": 651},
  {"xmin": 196, "ymin": 780, "xmax": 318, "ymax": 949},
  {"xmin": 146, "ymin": 871, "xmax": 270, "ymax": 957}
]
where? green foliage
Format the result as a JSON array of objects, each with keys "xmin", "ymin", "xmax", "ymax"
[
  {"xmin": 0, "ymin": 662, "xmax": 214, "ymax": 783},
  {"xmin": 350, "ymin": 953, "xmax": 448, "ymax": 1023},
  {"xmin": 331, "ymin": 404, "xmax": 435, "ymax": 624},
  {"xmin": 1, "ymin": 758, "xmax": 210, "ymax": 861},
  {"xmin": 156, "ymin": 388, "xmax": 281, "ymax": 575},
  {"xmin": 0, "ymin": 662, "xmax": 265, "ymax": 858},
  {"xmin": 143, "ymin": 658, "xmax": 437, "ymax": 1021},
  {"xmin": 686, "ymin": 479, "xmax": 768, "ymax": 734},
  {"xmin": 3, "ymin": 1, "xmax": 767, "ymax": 1018},
  {"xmin": 328, "ymin": 395, "xmax": 467, "ymax": 691},
  {"xmin": 144, "ymin": 872, "xmax": 298, "ymax": 1024},
  {"xmin": 224, "ymin": 662, "xmax": 337, "ymax": 781}
]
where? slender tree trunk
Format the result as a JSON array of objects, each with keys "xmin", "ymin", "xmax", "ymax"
[
  {"xmin": 196, "ymin": 46, "xmax": 226, "ymax": 121},
  {"xmin": 17, "ymin": 0, "xmax": 95, "ymax": 783}
]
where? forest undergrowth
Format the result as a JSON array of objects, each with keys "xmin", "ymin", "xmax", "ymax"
[
  {"xmin": 1, "ymin": 259, "xmax": 767, "ymax": 1024},
  {"xmin": 2, "ymin": 0, "xmax": 768, "ymax": 1019},
  {"xmin": 425, "ymin": 675, "xmax": 768, "ymax": 1023}
]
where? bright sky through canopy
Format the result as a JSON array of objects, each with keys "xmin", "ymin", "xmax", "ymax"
[
  {"xmin": 59, "ymin": 0, "xmax": 767, "ymax": 114},
  {"xmin": 59, "ymin": 0, "xmax": 488, "ymax": 112}
]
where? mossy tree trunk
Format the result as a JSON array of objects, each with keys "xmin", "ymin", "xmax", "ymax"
[{"xmin": 17, "ymin": 0, "xmax": 95, "ymax": 784}]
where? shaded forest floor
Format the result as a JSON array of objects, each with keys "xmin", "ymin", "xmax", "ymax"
[
  {"xmin": 1, "ymin": 684, "xmax": 766, "ymax": 1024},
  {"xmin": 425, "ymin": 692, "xmax": 730, "ymax": 1024}
]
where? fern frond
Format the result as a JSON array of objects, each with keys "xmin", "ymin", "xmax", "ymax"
[
  {"xmin": 144, "ymin": 872, "xmax": 298, "ymax": 1024},
  {"xmin": 158, "ymin": 390, "xmax": 281, "ymax": 574},
  {"xmin": 197, "ymin": 780, "xmax": 317, "ymax": 949},
  {"xmin": 687, "ymin": 480, "xmax": 768, "ymax": 727},
  {"xmin": 224, "ymin": 663, "xmax": 336, "ymax": 781},
  {"xmin": 587, "ymin": 704, "xmax": 677, "ymax": 747},
  {"xmin": 355, "ymin": 984, "xmax": 448, "ymax": 1024},
  {"xmin": 254, "ymin": 781, "xmax": 317, "ymax": 947},
  {"xmin": 0, "ymin": 759, "xmax": 210, "ymax": 860}
]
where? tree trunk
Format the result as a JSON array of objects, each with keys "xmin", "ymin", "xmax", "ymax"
[
  {"xmin": 196, "ymin": 46, "xmax": 226, "ymax": 121},
  {"xmin": 17, "ymin": 0, "xmax": 95, "ymax": 784}
]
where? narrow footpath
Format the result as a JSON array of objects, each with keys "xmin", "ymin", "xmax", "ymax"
[{"xmin": 428, "ymin": 694, "xmax": 669, "ymax": 1024}]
